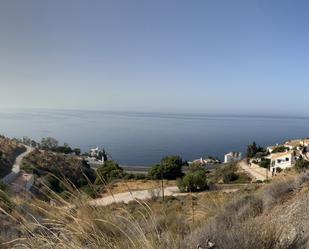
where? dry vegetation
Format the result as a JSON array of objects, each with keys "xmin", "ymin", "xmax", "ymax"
[
  {"xmin": 208, "ymin": 162, "xmax": 252, "ymax": 184},
  {"xmin": 1, "ymin": 138, "xmax": 309, "ymax": 248},
  {"xmin": 106, "ymin": 180, "xmax": 177, "ymax": 196},
  {"xmin": 20, "ymin": 149, "xmax": 96, "ymax": 199},
  {"xmin": 1, "ymin": 171, "xmax": 309, "ymax": 249}
]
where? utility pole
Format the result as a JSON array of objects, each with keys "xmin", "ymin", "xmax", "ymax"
[{"xmin": 266, "ymin": 165, "xmax": 268, "ymax": 181}]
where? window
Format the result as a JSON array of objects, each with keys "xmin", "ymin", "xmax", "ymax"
[{"xmin": 286, "ymin": 157, "xmax": 289, "ymax": 161}]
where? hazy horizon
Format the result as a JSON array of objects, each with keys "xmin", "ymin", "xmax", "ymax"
[
  {"xmin": 2, "ymin": 107, "xmax": 309, "ymax": 120},
  {"xmin": 2, "ymin": 0, "xmax": 309, "ymax": 115}
]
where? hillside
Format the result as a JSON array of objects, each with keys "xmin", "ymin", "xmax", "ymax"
[
  {"xmin": 1, "ymin": 170, "xmax": 309, "ymax": 248},
  {"xmin": 0, "ymin": 136, "xmax": 25, "ymax": 178},
  {"xmin": 21, "ymin": 149, "xmax": 96, "ymax": 198}
]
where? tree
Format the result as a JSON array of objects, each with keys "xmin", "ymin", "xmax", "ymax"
[
  {"xmin": 95, "ymin": 160, "xmax": 124, "ymax": 184},
  {"xmin": 178, "ymin": 169, "xmax": 208, "ymax": 192},
  {"xmin": 295, "ymin": 159, "xmax": 309, "ymax": 172},
  {"xmin": 247, "ymin": 142, "xmax": 265, "ymax": 158},
  {"xmin": 30, "ymin": 140, "xmax": 37, "ymax": 148},
  {"xmin": 97, "ymin": 149, "xmax": 108, "ymax": 161},
  {"xmin": 148, "ymin": 155, "xmax": 184, "ymax": 180},
  {"xmin": 41, "ymin": 137, "xmax": 59, "ymax": 150},
  {"xmin": 73, "ymin": 148, "xmax": 81, "ymax": 156},
  {"xmin": 22, "ymin": 136, "xmax": 31, "ymax": 146}
]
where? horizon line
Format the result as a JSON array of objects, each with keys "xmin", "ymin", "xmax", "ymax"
[{"xmin": 1, "ymin": 107, "xmax": 309, "ymax": 120}]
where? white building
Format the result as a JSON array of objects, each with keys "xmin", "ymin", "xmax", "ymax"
[
  {"xmin": 192, "ymin": 157, "xmax": 220, "ymax": 166},
  {"xmin": 269, "ymin": 151, "xmax": 300, "ymax": 175},
  {"xmin": 90, "ymin": 147, "xmax": 100, "ymax": 158},
  {"xmin": 224, "ymin": 152, "xmax": 242, "ymax": 163},
  {"xmin": 267, "ymin": 144, "xmax": 280, "ymax": 153},
  {"xmin": 285, "ymin": 139, "xmax": 309, "ymax": 151},
  {"xmin": 87, "ymin": 147, "xmax": 106, "ymax": 166}
]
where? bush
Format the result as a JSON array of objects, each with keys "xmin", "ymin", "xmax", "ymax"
[
  {"xmin": 178, "ymin": 169, "xmax": 208, "ymax": 192},
  {"xmin": 148, "ymin": 155, "xmax": 184, "ymax": 180},
  {"xmin": 262, "ymin": 179, "xmax": 295, "ymax": 209},
  {"xmin": 223, "ymin": 171, "xmax": 239, "ymax": 183},
  {"xmin": 295, "ymin": 159, "xmax": 309, "ymax": 172},
  {"xmin": 123, "ymin": 173, "xmax": 148, "ymax": 180},
  {"xmin": 210, "ymin": 163, "xmax": 242, "ymax": 183},
  {"xmin": 80, "ymin": 184, "xmax": 102, "ymax": 198},
  {"xmin": 271, "ymin": 146, "xmax": 289, "ymax": 154},
  {"xmin": 259, "ymin": 158, "xmax": 270, "ymax": 169},
  {"xmin": 95, "ymin": 160, "xmax": 124, "ymax": 184}
]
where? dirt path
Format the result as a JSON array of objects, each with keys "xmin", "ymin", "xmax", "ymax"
[
  {"xmin": 89, "ymin": 186, "xmax": 240, "ymax": 207},
  {"xmin": 90, "ymin": 186, "xmax": 183, "ymax": 206},
  {"xmin": 238, "ymin": 160, "xmax": 268, "ymax": 181},
  {"xmin": 12, "ymin": 145, "xmax": 34, "ymax": 173}
]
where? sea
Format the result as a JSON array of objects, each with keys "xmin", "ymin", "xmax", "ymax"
[{"xmin": 0, "ymin": 109, "xmax": 308, "ymax": 167}]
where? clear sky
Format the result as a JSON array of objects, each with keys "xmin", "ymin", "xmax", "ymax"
[{"xmin": 1, "ymin": 0, "xmax": 309, "ymax": 116}]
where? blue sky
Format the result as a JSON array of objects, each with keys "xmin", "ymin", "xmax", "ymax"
[{"xmin": 1, "ymin": 0, "xmax": 309, "ymax": 115}]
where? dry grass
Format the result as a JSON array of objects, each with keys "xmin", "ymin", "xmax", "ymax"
[
  {"xmin": 0, "ymin": 184, "xmax": 235, "ymax": 249},
  {"xmin": 1, "ymin": 172, "xmax": 309, "ymax": 249},
  {"xmin": 104, "ymin": 180, "xmax": 177, "ymax": 196}
]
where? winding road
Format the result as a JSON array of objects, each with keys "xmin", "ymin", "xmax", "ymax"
[
  {"xmin": 2, "ymin": 145, "xmax": 34, "ymax": 193},
  {"xmin": 12, "ymin": 145, "xmax": 34, "ymax": 173}
]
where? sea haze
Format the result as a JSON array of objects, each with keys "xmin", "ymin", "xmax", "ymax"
[{"xmin": 0, "ymin": 109, "xmax": 308, "ymax": 166}]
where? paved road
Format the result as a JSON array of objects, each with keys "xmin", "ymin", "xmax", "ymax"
[
  {"xmin": 12, "ymin": 145, "xmax": 34, "ymax": 173},
  {"xmin": 238, "ymin": 160, "xmax": 268, "ymax": 181},
  {"xmin": 89, "ymin": 186, "xmax": 239, "ymax": 207}
]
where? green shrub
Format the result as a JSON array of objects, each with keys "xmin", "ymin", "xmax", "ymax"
[
  {"xmin": 259, "ymin": 158, "xmax": 270, "ymax": 168},
  {"xmin": 95, "ymin": 160, "xmax": 124, "ymax": 184},
  {"xmin": 123, "ymin": 173, "xmax": 148, "ymax": 180},
  {"xmin": 271, "ymin": 146, "xmax": 289, "ymax": 154},
  {"xmin": 178, "ymin": 169, "xmax": 208, "ymax": 192},
  {"xmin": 148, "ymin": 155, "xmax": 184, "ymax": 180},
  {"xmin": 295, "ymin": 159, "xmax": 309, "ymax": 172}
]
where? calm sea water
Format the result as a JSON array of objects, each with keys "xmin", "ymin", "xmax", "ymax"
[{"xmin": 0, "ymin": 109, "xmax": 308, "ymax": 166}]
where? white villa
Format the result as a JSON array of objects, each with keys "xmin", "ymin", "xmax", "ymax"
[
  {"xmin": 191, "ymin": 157, "xmax": 220, "ymax": 166},
  {"xmin": 90, "ymin": 147, "xmax": 100, "ymax": 158},
  {"xmin": 87, "ymin": 147, "xmax": 105, "ymax": 166},
  {"xmin": 224, "ymin": 152, "xmax": 242, "ymax": 163},
  {"xmin": 269, "ymin": 151, "xmax": 301, "ymax": 175},
  {"xmin": 266, "ymin": 144, "xmax": 279, "ymax": 153}
]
